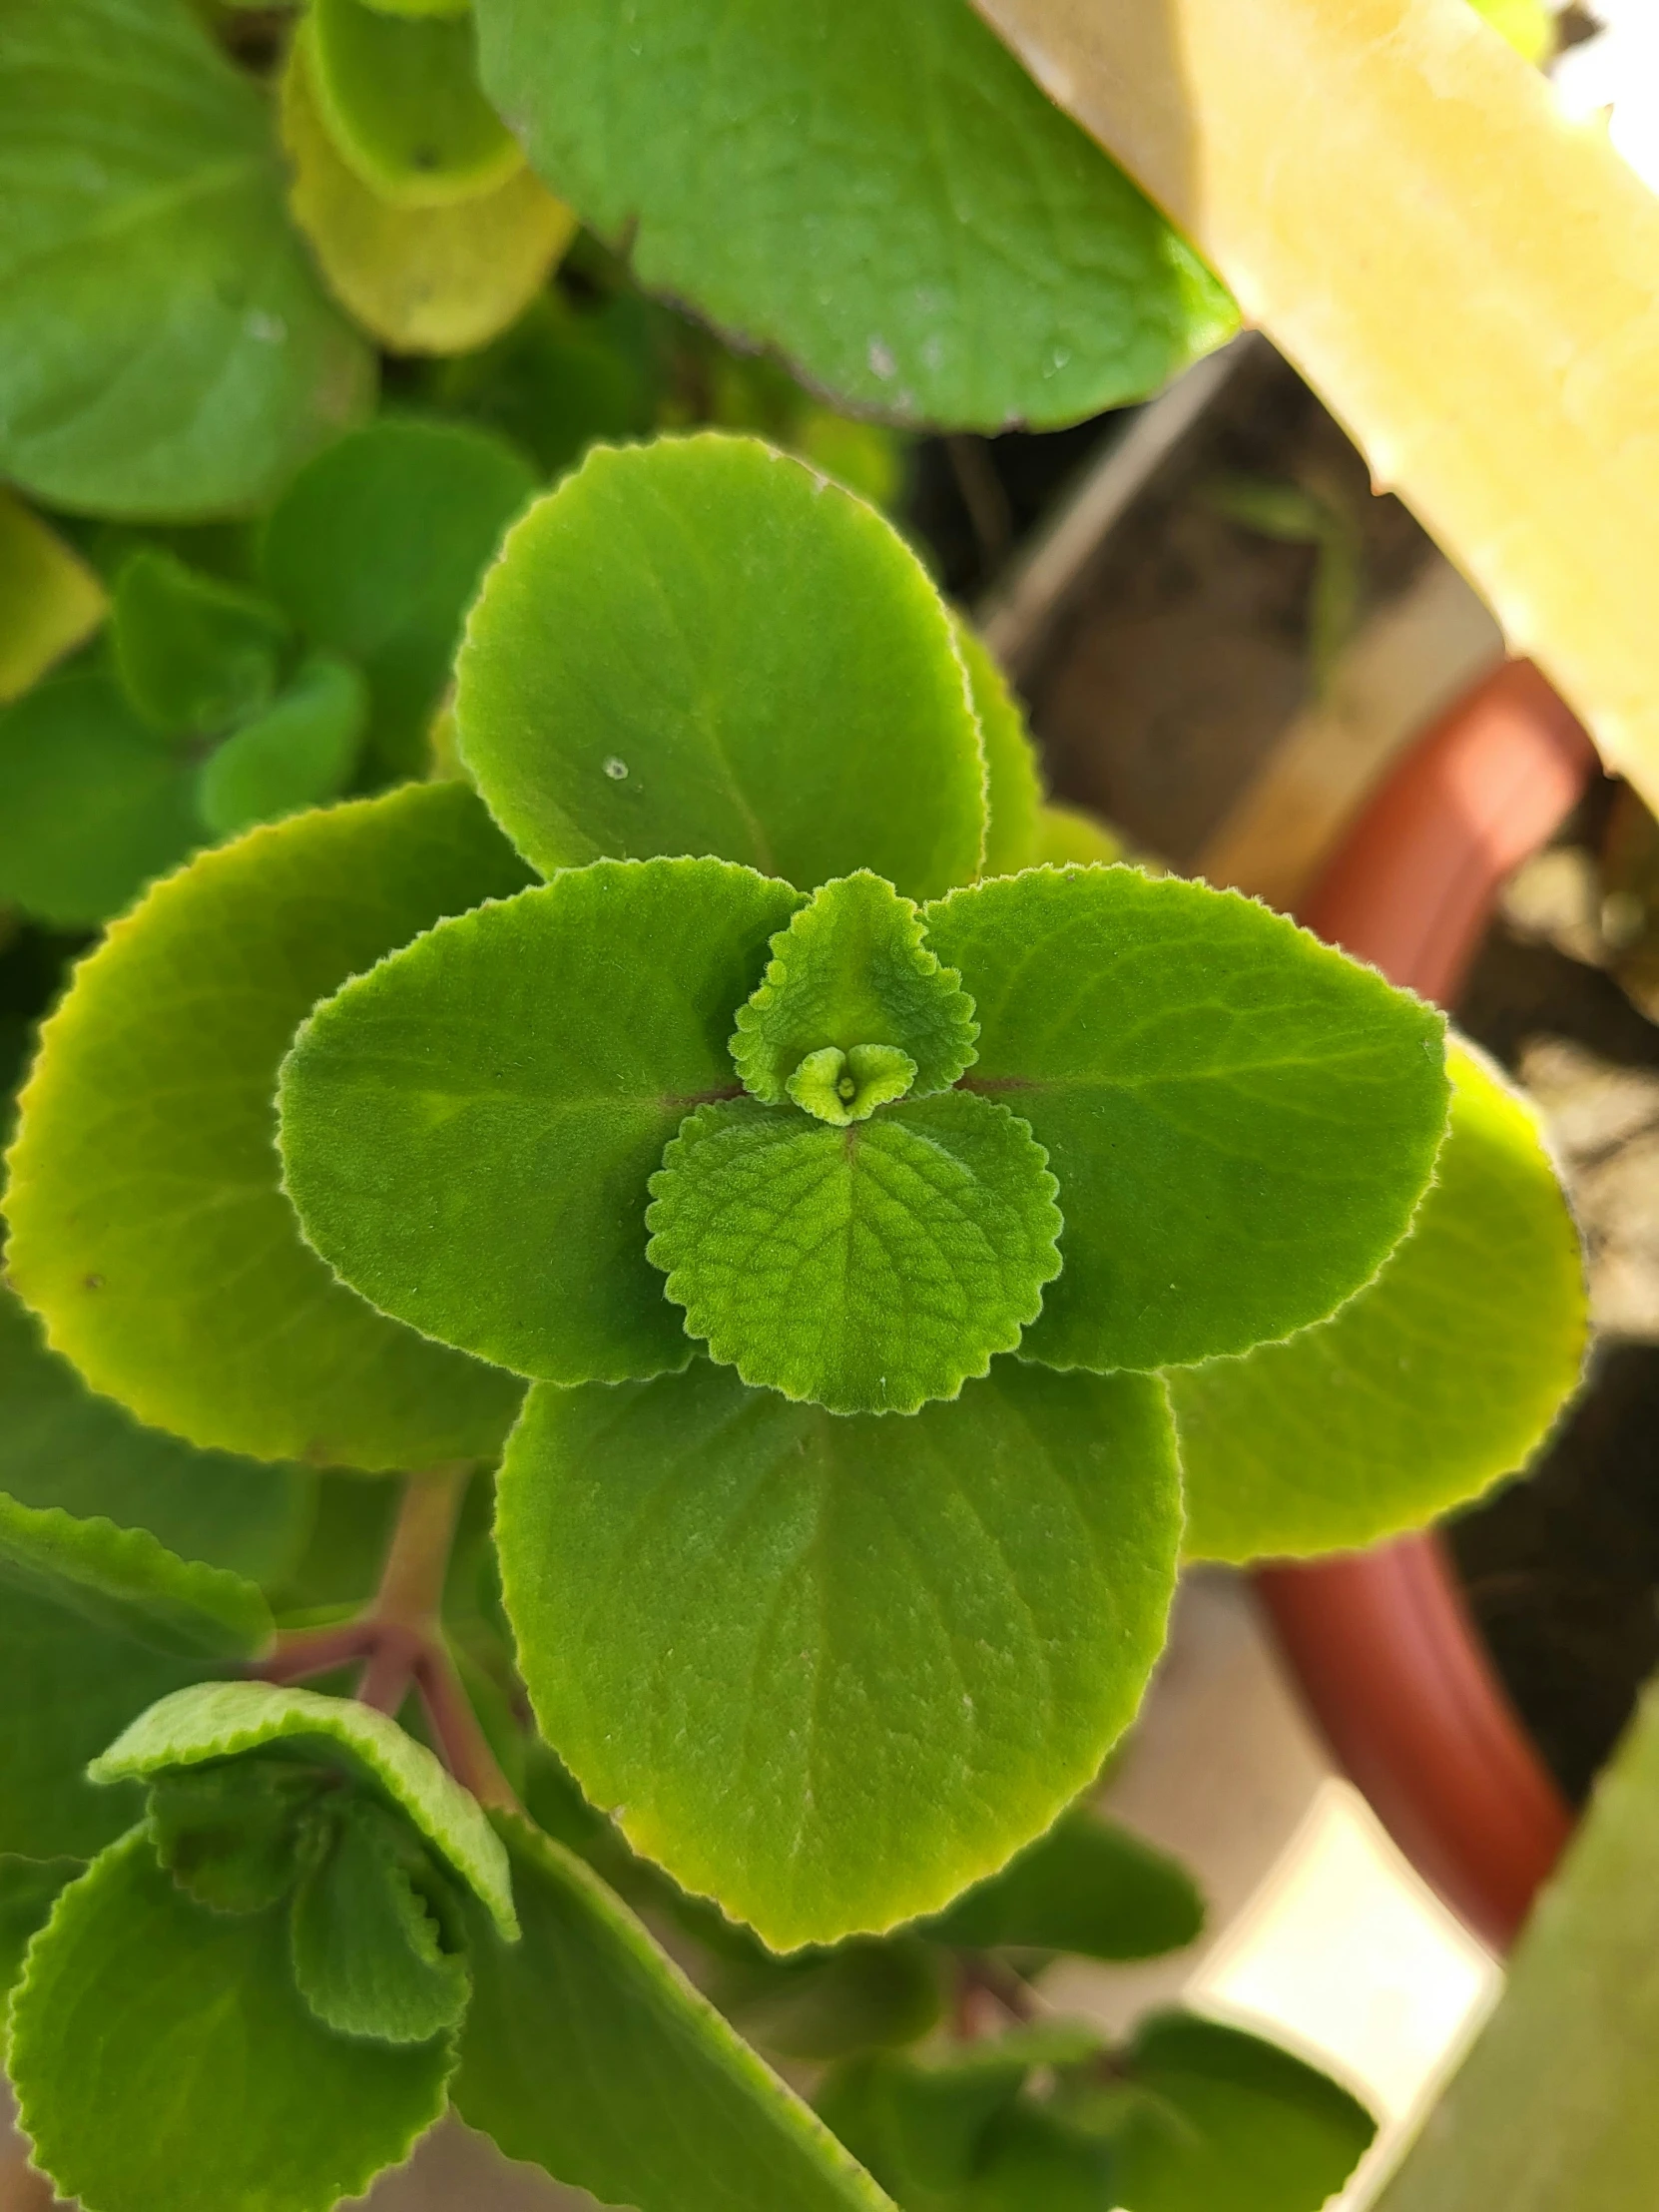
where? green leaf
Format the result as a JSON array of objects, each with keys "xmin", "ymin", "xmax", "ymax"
[
  {"xmin": 1172, "ymin": 1044, "xmax": 1587, "ymax": 1560},
  {"xmin": 789, "ymin": 1045, "xmax": 920, "ymax": 1128},
  {"xmin": 289, "ymin": 1797, "xmax": 470, "ymax": 2043},
  {"xmin": 0, "ymin": 1856, "xmax": 80, "ymax": 2001},
  {"xmin": 496, "ymin": 1357, "xmax": 1180, "ymax": 1947},
  {"xmin": 261, "ymin": 414, "xmax": 536, "ymax": 778},
  {"xmin": 150, "ymin": 1758, "xmax": 326, "ymax": 1916},
  {"xmin": 196, "ymin": 652, "xmax": 368, "ymax": 839},
  {"xmin": 926, "ymin": 1806, "xmax": 1204, "ymax": 1961},
  {"xmin": 0, "ymin": 1281, "xmax": 313, "ymax": 1582},
  {"xmin": 955, "ymin": 623, "xmax": 1044, "ymax": 879},
  {"xmin": 454, "ymin": 433, "xmax": 988, "ymax": 897},
  {"xmin": 307, "ymin": 0, "xmax": 521, "ymax": 207},
  {"xmin": 1033, "ymin": 803, "xmax": 1126, "ymax": 868},
  {"xmin": 0, "ymin": 0, "xmax": 373, "ymax": 517},
  {"xmin": 277, "ymin": 855, "xmax": 802, "ymax": 1386},
  {"xmin": 453, "ymin": 1811, "xmax": 895, "ymax": 2212},
  {"xmin": 281, "ymin": 37, "xmax": 576, "ymax": 358},
  {"xmin": 8, "ymin": 1829, "xmax": 453, "ymax": 2212},
  {"xmin": 923, "ymin": 865, "xmax": 1450, "ymax": 1372},
  {"xmin": 714, "ymin": 1936, "xmax": 943, "ymax": 2063},
  {"xmin": 1099, "ymin": 2011, "xmax": 1375, "ymax": 2212},
  {"xmin": 0, "ymin": 671, "xmax": 200, "ymax": 927},
  {"xmin": 2, "ymin": 782, "xmax": 530, "ymax": 1468},
  {"xmin": 645, "ymin": 1093, "xmax": 1062, "ymax": 1414},
  {"xmin": 111, "ymin": 548, "xmax": 290, "ymax": 738},
  {"xmin": 732, "ymin": 872, "xmax": 980, "ymax": 1110},
  {"xmin": 472, "ymin": 0, "xmax": 1237, "ymax": 430},
  {"xmin": 0, "ymin": 489, "xmax": 107, "ymax": 705},
  {"xmin": 964, "ymin": 2106, "xmax": 1118, "ymax": 2212},
  {"xmin": 91, "ymin": 1679, "xmax": 518, "ymax": 1937}
]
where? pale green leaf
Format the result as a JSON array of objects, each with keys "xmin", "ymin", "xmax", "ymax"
[
  {"xmin": 0, "ymin": 490, "xmax": 106, "ymax": 705},
  {"xmin": 196, "ymin": 652, "xmax": 368, "ymax": 839},
  {"xmin": 731, "ymin": 871, "xmax": 979, "ymax": 1109},
  {"xmin": 1102, "ymin": 2011, "xmax": 1376, "ymax": 2212},
  {"xmin": 0, "ymin": 0, "xmax": 373, "ymax": 517},
  {"xmin": 0, "ymin": 1856, "xmax": 79, "ymax": 2000},
  {"xmin": 454, "ymin": 434, "xmax": 987, "ymax": 896},
  {"xmin": 308, "ymin": 0, "xmax": 521, "ymax": 207},
  {"xmin": 955, "ymin": 623, "xmax": 1044, "ymax": 879},
  {"xmin": 472, "ymin": 0, "xmax": 1237, "ymax": 429},
  {"xmin": 645, "ymin": 1093, "xmax": 1062, "ymax": 1414},
  {"xmin": 2, "ymin": 783, "xmax": 530, "ymax": 1468},
  {"xmin": 9, "ymin": 1830, "xmax": 453, "ymax": 2212},
  {"xmin": 496, "ymin": 1357, "xmax": 1180, "ymax": 1947},
  {"xmin": 0, "ymin": 672, "xmax": 200, "ymax": 927},
  {"xmin": 261, "ymin": 414, "xmax": 536, "ymax": 777},
  {"xmin": 289, "ymin": 1798, "xmax": 470, "ymax": 2043},
  {"xmin": 923, "ymin": 865, "xmax": 1450, "ymax": 1372},
  {"xmin": 453, "ymin": 1811, "xmax": 896, "ymax": 2211},
  {"xmin": 1172, "ymin": 1044, "xmax": 1588, "ymax": 1560},
  {"xmin": 281, "ymin": 38, "xmax": 576, "ymax": 358},
  {"xmin": 111, "ymin": 548, "xmax": 289, "ymax": 737},
  {"xmin": 277, "ymin": 856, "xmax": 802, "ymax": 1386},
  {"xmin": 926, "ymin": 1806, "xmax": 1204, "ymax": 1961},
  {"xmin": 0, "ymin": 1281, "xmax": 312, "ymax": 1582},
  {"xmin": 789, "ymin": 1045, "xmax": 919, "ymax": 1128},
  {"xmin": 91, "ymin": 1679, "xmax": 518, "ymax": 1936},
  {"xmin": 1032, "ymin": 803, "xmax": 1126, "ymax": 868}
]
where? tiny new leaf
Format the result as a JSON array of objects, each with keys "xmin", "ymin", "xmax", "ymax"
[
  {"xmin": 645, "ymin": 1093, "xmax": 1061, "ymax": 1414},
  {"xmin": 924, "ymin": 865, "xmax": 1450, "ymax": 1371},
  {"xmin": 452, "ymin": 1812, "xmax": 895, "ymax": 2212},
  {"xmin": 278, "ymin": 856, "xmax": 804, "ymax": 1386},
  {"xmin": 2, "ymin": 783, "xmax": 530, "ymax": 1468},
  {"xmin": 150, "ymin": 1759, "xmax": 325, "ymax": 1917},
  {"xmin": 9, "ymin": 1830, "xmax": 454, "ymax": 2212},
  {"xmin": 471, "ymin": 0, "xmax": 1237, "ymax": 428},
  {"xmin": 195, "ymin": 652, "xmax": 369, "ymax": 839},
  {"xmin": 454, "ymin": 434, "xmax": 987, "ymax": 896},
  {"xmin": 1171, "ymin": 1044, "xmax": 1589, "ymax": 1559},
  {"xmin": 496, "ymin": 1357, "xmax": 1180, "ymax": 1946},
  {"xmin": 288, "ymin": 1797, "xmax": 470, "ymax": 2043}
]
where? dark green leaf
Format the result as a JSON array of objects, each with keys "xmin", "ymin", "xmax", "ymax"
[
  {"xmin": 927, "ymin": 1806, "xmax": 1204, "ymax": 1961},
  {"xmin": 307, "ymin": 0, "xmax": 520, "ymax": 206},
  {"xmin": 454, "ymin": 433, "xmax": 987, "ymax": 896},
  {"xmin": 111, "ymin": 547, "xmax": 290, "ymax": 737},
  {"xmin": 0, "ymin": 0, "xmax": 373, "ymax": 517},
  {"xmin": 0, "ymin": 1278, "xmax": 314, "ymax": 1582},
  {"xmin": 289, "ymin": 1797, "xmax": 470, "ymax": 2043},
  {"xmin": 0, "ymin": 672, "xmax": 199, "ymax": 927},
  {"xmin": 277, "ymin": 856, "xmax": 803, "ymax": 1386},
  {"xmin": 9, "ymin": 1830, "xmax": 454, "ymax": 2212},
  {"xmin": 964, "ymin": 2105, "xmax": 1117, "ymax": 2212},
  {"xmin": 150, "ymin": 1758, "xmax": 326, "ymax": 1916},
  {"xmin": 3, "ymin": 783, "xmax": 530, "ymax": 1468},
  {"xmin": 496, "ymin": 1358, "xmax": 1180, "ymax": 1947},
  {"xmin": 424, "ymin": 289, "xmax": 662, "ymax": 479},
  {"xmin": 924, "ymin": 865, "xmax": 1450, "ymax": 1371},
  {"xmin": 261, "ymin": 414, "xmax": 536, "ymax": 777},
  {"xmin": 472, "ymin": 0, "xmax": 1237, "ymax": 429},
  {"xmin": 645, "ymin": 1092, "xmax": 1062, "ymax": 1414},
  {"xmin": 196, "ymin": 652, "xmax": 368, "ymax": 838},
  {"xmin": 714, "ymin": 1934, "xmax": 944, "ymax": 2063},
  {"xmin": 732, "ymin": 871, "xmax": 979, "ymax": 1109},
  {"xmin": 0, "ymin": 1856, "xmax": 80, "ymax": 2000},
  {"xmin": 453, "ymin": 1812, "xmax": 894, "ymax": 2211}
]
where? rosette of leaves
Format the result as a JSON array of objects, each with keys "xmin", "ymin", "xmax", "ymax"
[{"xmin": 0, "ymin": 415, "xmax": 535, "ymax": 926}]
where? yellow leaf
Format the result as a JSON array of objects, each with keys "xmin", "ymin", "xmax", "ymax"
[{"xmin": 0, "ymin": 492, "xmax": 106, "ymax": 706}]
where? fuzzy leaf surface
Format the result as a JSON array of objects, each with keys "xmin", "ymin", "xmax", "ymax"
[
  {"xmin": 289, "ymin": 1798, "xmax": 470, "ymax": 2043},
  {"xmin": 2, "ymin": 783, "xmax": 530, "ymax": 1468},
  {"xmin": 472, "ymin": 0, "xmax": 1236, "ymax": 430},
  {"xmin": 0, "ymin": 672, "xmax": 200, "ymax": 926},
  {"xmin": 262, "ymin": 414, "xmax": 536, "ymax": 777},
  {"xmin": 0, "ymin": 490, "xmax": 107, "ymax": 705},
  {"xmin": 1172, "ymin": 1045, "xmax": 1587, "ymax": 1558},
  {"xmin": 956, "ymin": 622, "xmax": 1043, "ymax": 878},
  {"xmin": 196, "ymin": 652, "xmax": 368, "ymax": 839},
  {"xmin": 0, "ymin": 0, "xmax": 372, "ymax": 516},
  {"xmin": 111, "ymin": 549, "xmax": 289, "ymax": 738},
  {"xmin": 281, "ymin": 40, "xmax": 575, "ymax": 357},
  {"xmin": 453, "ymin": 1812, "xmax": 894, "ymax": 2212},
  {"xmin": 279, "ymin": 856, "xmax": 801, "ymax": 1385},
  {"xmin": 455, "ymin": 434, "xmax": 986, "ymax": 896},
  {"xmin": 646, "ymin": 1094, "xmax": 1061, "ymax": 1414},
  {"xmin": 9, "ymin": 1831, "xmax": 453, "ymax": 2212},
  {"xmin": 309, "ymin": 0, "xmax": 520, "ymax": 207},
  {"xmin": 924, "ymin": 866, "xmax": 1449, "ymax": 1371},
  {"xmin": 926, "ymin": 1806, "xmax": 1204, "ymax": 1961},
  {"xmin": 1100, "ymin": 2011, "xmax": 1376, "ymax": 2212},
  {"xmin": 732, "ymin": 872, "xmax": 978, "ymax": 1108},
  {"xmin": 92, "ymin": 1680, "xmax": 517, "ymax": 1936},
  {"xmin": 497, "ymin": 1358, "xmax": 1180, "ymax": 1947},
  {"xmin": 0, "ymin": 1281, "xmax": 312, "ymax": 1582}
]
